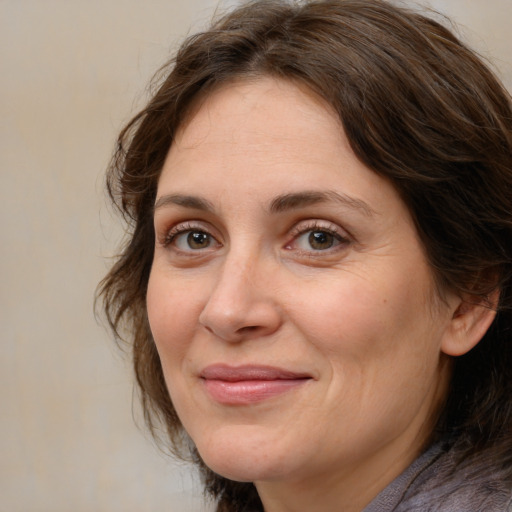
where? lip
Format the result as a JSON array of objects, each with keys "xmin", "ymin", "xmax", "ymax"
[{"xmin": 200, "ymin": 364, "xmax": 312, "ymax": 405}]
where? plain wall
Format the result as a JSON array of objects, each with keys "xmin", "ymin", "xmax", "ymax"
[{"xmin": 1, "ymin": 1, "xmax": 510, "ymax": 511}]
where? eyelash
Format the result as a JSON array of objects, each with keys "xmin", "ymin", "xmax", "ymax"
[
  {"xmin": 160, "ymin": 220, "xmax": 350, "ymax": 255},
  {"xmin": 286, "ymin": 221, "xmax": 350, "ymax": 254},
  {"xmin": 162, "ymin": 221, "xmax": 216, "ymax": 248}
]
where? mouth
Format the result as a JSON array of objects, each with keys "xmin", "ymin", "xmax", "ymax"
[{"xmin": 199, "ymin": 364, "xmax": 312, "ymax": 405}]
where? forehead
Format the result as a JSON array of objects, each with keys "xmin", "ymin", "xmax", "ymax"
[
  {"xmin": 176, "ymin": 76, "xmax": 341, "ymax": 137},
  {"xmin": 189, "ymin": 81, "xmax": 337, "ymax": 146},
  {"xmin": 156, "ymin": 76, "xmax": 411, "ymax": 229},
  {"xmin": 162, "ymin": 78, "xmax": 357, "ymax": 185}
]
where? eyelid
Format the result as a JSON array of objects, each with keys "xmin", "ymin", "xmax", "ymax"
[
  {"xmin": 285, "ymin": 219, "xmax": 351, "ymax": 253},
  {"xmin": 288, "ymin": 219, "xmax": 350, "ymax": 241},
  {"xmin": 159, "ymin": 220, "xmax": 220, "ymax": 248},
  {"xmin": 156, "ymin": 217, "xmax": 350, "ymax": 254}
]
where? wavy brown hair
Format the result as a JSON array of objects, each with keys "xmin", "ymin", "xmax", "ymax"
[{"xmin": 98, "ymin": 0, "xmax": 512, "ymax": 510}]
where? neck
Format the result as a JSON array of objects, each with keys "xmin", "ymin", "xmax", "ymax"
[
  {"xmin": 255, "ymin": 372, "xmax": 452, "ymax": 512},
  {"xmin": 255, "ymin": 434, "xmax": 426, "ymax": 512}
]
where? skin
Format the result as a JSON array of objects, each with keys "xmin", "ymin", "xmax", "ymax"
[{"xmin": 147, "ymin": 77, "xmax": 469, "ymax": 511}]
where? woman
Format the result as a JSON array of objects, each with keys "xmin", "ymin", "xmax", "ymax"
[{"xmin": 99, "ymin": 0, "xmax": 512, "ymax": 510}]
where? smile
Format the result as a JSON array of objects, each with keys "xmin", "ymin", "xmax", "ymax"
[{"xmin": 200, "ymin": 365, "xmax": 312, "ymax": 405}]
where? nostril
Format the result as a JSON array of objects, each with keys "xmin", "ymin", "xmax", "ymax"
[
  {"xmin": 238, "ymin": 325, "xmax": 258, "ymax": 333},
  {"xmin": 199, "ymin": 298, "xmax": 282, "ymax": 341}
]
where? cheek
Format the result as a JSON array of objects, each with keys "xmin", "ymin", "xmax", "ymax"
[
  {"xmin": 295, "ymin": 275, "xmax": 399, "ymax": 350},
  {"xmin": 303, "ymin": 268, "xmax": 445, "ymax": 431},
  {"xmin": 294, "ymin": 262, "xmax": 440, "ymax": 376},
  {"xmin": 146, "ymin": 270, "xmax": 202, "ymax": 364}
]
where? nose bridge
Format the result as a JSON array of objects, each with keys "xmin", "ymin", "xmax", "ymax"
[
  {"xmin": 210, "ymin": 250, "xmax": 254, "ymax": 306},
  {"xmin": 206, "ymin": 242, "xmax": 264, "ymax": 316},
  {"xmin": 226, "ymin": 242, "xmax": 263, "ymax": 292},
  {"xmin": 198, "ymin": 241, "xmax": 281, "ymax": 341}
]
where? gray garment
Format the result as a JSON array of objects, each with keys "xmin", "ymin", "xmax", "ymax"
[{"xmin": 363, "ymin": 443, "xmax": 512, "ymax": 512}]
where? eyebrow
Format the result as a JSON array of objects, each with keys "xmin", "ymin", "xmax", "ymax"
[
  {"xmin": 154, "ymin": 194, "xmax": 215, "ymax": 213},
  {"xmin": 269, "ymin": 190, "xmax": 376, "ymax": 217},
  {"xmin": 153, "ymin": 190, "xmax": 376, "ymax": 217}
]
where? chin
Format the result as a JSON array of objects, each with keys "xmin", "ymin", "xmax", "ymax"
[{"xmin": 193, "ymin": 424, "xmax": 296, "ymax": 483}]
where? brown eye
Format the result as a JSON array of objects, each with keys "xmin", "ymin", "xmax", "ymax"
[
  {"xmin": 171, "ymin": 230, "xmax": 215, "ymax": 251},
  {"xmin": 289, "ymin": 226, "xmax": 346, "ymax": 253},
  {"xmin": 308, "ymin": 231, "xmax": 335, "ymax": 250},
  {"xmin": 187, "ymin": 231, "xmax": 211, "ymax": 249}
]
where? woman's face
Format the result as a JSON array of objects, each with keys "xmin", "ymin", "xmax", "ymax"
[{"xmin": 147, "ymin": 78, "xmax": 456, "ymax": 496}]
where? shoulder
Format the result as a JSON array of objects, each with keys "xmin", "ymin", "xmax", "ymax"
[
  {"xmin": 396, "ymin": 442, "xmax": 512, "ymax": 512},
  {"xmin": 397, "ymin": 481, "xmax": 512, "ymax": 512},
  {"xmin": 365, "ymin": 441, "xmax": 512, "ymax": 512}
]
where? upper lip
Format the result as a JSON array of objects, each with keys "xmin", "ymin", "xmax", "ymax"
[{"xmin": 200, "ymin": 364, "xmax": 312, "ymax": 382}]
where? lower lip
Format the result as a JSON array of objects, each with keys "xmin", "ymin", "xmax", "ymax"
[{"xmin": 203, "ymin": 379, "xmax": 309, "ymax": 405}]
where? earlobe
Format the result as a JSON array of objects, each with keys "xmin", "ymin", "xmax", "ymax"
[{"xmin": 441, "ymin": 289, "xmax": 499, "ymax": 357}]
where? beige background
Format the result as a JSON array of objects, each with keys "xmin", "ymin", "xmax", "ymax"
[{"xmin": 1, "ymin": 1, "xmax": 511, "ymax": 511}]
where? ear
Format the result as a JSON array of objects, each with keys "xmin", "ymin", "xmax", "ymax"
[{"xmin": 441, "ymin": 289, "xmax": 499, "ymax": 357}]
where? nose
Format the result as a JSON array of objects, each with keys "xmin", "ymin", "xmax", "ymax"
[{"xmin": 198, "ymin": 253, "xmax": 282, "ymax": 342}]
